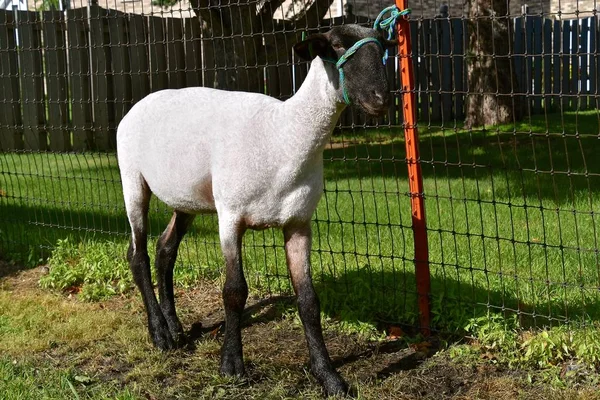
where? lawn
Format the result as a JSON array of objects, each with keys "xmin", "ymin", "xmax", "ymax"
[
  {"xmin": 2, "ymin": 110, "xmax": 600, "ymax": 333},
  {"xmin": 4, "ymin": 110, "xmax": 600, "ymax": 398}
]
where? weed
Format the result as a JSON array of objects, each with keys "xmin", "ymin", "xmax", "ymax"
[
  {"xmin": 460, "ymin": 312, "xmax": 600, "ymax": 376},
  {"xmin": 40, "ymin": 237, "xmax": 132, "ymax": 301}
]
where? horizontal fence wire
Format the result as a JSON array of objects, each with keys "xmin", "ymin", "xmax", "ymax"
[{"xmin": 2, "ymin": 0, "xmax": 600, "ymax": 333}]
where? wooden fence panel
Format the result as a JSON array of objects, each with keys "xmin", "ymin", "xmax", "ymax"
[
  {"xmin": 440, "ymin": 19, "xmax": 452, "ymax": 122},
  {"xmin": 42, "ymin": 11, "xmax": 70, "ymax": 151},
  {"xmin": 107, "ymin": 9, "xmax": 132, "ymax": 130},
  {"xmin": 513, "ymin": 18, "xmax": 525, "ymax": 98},
  {"xmin": 570, "ymin": 20, "xmax": 579, "ymax": 110},
  {"xmin": 184, "ymin": 17, "xmax": 203, "ymax": 87},
  {"xmin": 553, "ymin": 19, "xmax": 561, "ymax": 109},
  {"xmin": 452, "ymin": 18, "xmax": 465, "ymax": 120},
  {"xmin": 89, "ymin": 6, "xmax": 114, "ymax": 150},
  {"xmin": 592, "ymin": 16, "xmax": 599, "ymax": 110},
  {"xmin": 561, "ymin": 20, "xmax": 571, "ymax": 110},
  {"xmin": 128, "ymin": 14, "xmax": 151, "ymax": 105},
  {"xmin": 580, "ymin": 18, "xmax": 590, "ymax": 110},
  {"xmin": 201, "ymin": 36, "xmax": 217, "ymax": 89},
  {"xmin": 166, "ymin": 17, "xmax": 186, "ymax": 89},
  {"xmin": 525, "ymin": 16, "xmax": 534, "ymax": 114},
  {"xmin": 532, "ymin": 16, "xmax": 543, "ymax": 113},
  {"xmin": 277, "ymin": 62, "xmax": 294, "ymax": 100},
  {"xmin": 67, "ymin": 8, "xmax": 93, "ymax": 151},
  {"xmin": 17, "ymin": 11, "xmax": 47, "ymax": 150},
  {"xmin": 148, "ymin": 16, "xmax": 168, "ymax": 92},
  {"xmin": 429, "ymin": 21, "xmax": 441, "ymax": 122},
  {"xmin": 265, "ymin": 61, "xmax": 280, "ymax": 98},
  {"xmin": 543, "ymin": 19, "xmax": 552, "ymax": 111},
  {"xmin": 419, "ymin": 20, "xmax": 431, "ymax": 122},
  {"xmin": 408, "ymin": 20, "xmax": 418, "ymax": 124},
  {"xmin": 0, "ymin": 11, "xmax": 22, "ymax": 150}
]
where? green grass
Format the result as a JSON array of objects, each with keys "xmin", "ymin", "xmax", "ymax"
[
  {"xmin": 0, "ymin": 357, "xmax": 139, "ymax": 400},
  {"xmin": 0, "ymin": 287, "xmax": 144, "ymax": 399},
  {"xmin": 2, "ymin": 271, "xmax": 600, "ymax": 399},
  {"xmin": 3, "ymin": 110, "xmax": 600, "ymax": 334}
]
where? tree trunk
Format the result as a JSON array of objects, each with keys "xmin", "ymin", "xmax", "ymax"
[
  {"xmin": 189, "ymin": 0, "xmax": 334, "ymax": 94},
  {"xmin": 464, "ymin": 0, "xmax": 522, "ymax": 128}
]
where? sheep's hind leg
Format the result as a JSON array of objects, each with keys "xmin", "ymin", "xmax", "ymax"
[
  {"xmin": 155, "ymin": 210, "xmax": 196, "ymax": 346},
  {"xmin": 124, "ymin": 176, "xmax": 176, "ymax": 351},
  {"xmin": 283, "ymin": 223, "xmax": 348, "ymax": 397},
  {"xmin": 218, "ymin": 217, "xmax": 248, "ymax": 376}
]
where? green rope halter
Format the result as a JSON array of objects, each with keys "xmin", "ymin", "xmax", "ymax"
[
  {"xmin": 373, "ymin": 5, "xmax": 412, "ymax": 64},
  {"xmin": 333, "ymin": 38, "xmax": 383, "ymax": 105},
  {"xmin": 321, "ymin": 5, "xmax": 411, "ymax": 105}
]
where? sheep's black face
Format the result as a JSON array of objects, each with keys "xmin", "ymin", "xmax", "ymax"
[{"xmin": 293, "ymin": 25, "xmax": 393, "ymax": 116}]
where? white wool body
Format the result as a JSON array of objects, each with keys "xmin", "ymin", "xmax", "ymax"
[{"xmin": 117, "ymin": 57, "xmax": 344, "ymax": 236}]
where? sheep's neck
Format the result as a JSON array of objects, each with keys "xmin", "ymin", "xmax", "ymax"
[{"xmin": 282, "ymin": 57, "xmax": 345, "ymax": 153}]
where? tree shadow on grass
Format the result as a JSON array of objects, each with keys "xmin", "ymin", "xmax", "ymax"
[
  {"xmin": 4, "ymin": 199, "xmax": 599, "ymax": 331},
  {"xmin": 325, "ymin": 112, "xmax": 600, "ymax": 205},
  {"xmin": 313, "ymin": 267, "xmax": 600, "ymax": 337},
  {"xmin": 0, "ymin": 202, "xmax": 219, "ymax": 275}
]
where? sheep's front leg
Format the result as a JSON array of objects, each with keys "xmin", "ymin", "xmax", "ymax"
[
  {"xmin": 283, "ymin": 223, "xmax": 348, "ymax": 396},
  {"xmin": 127, "ymin": 211, "xmax": 176, "ymax": 351},
  {"xmin": 219, "ymin": 219, "xmax": 248, "ymax": 376}
]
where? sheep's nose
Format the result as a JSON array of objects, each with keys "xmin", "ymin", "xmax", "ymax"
[{"xmin": 372, "ymin": 91, "xmax": 389, "ymax": 108}]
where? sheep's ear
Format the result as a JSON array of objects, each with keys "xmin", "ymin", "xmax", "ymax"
[{"xmin": 294, "ymin": 33, "xmax": 336, "ymax": 61}]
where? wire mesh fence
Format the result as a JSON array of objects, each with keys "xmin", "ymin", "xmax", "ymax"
[{"xmin": 2, "ymin": 0, "xmax": 600, "ymax": 334}]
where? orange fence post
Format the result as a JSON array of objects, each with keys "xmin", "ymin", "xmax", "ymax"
[{"xmin": 395, "ymin": 0, "xmax": 431, "ymax": 336}]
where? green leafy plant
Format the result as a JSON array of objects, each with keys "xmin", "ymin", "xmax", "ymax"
[
  {"xmin": 460, "ymin": 311, "xmax": 600, "ymax": 374},
  {"xmin": 36, "ymin": 0, "xmax": 61, "ymax": 10},
  {"xmin": 39, "ymin": 238, "xmax": 131, "ymax": 301}
]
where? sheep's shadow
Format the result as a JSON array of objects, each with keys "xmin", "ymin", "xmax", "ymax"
[
  {"xmin": 183, "ymin": 289, "xmax": 433, "ymax": 378},
  {"xmin": 186, "ymin": 294, "xmax": 296, "ymax": 343},
  {"xmin": 331, "ymin": 337, "xmax": 428, "ymax": 375}
]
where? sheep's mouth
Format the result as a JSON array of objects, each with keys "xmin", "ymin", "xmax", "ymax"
[{"xmin": 358, "ymin": 100, "xmax": 389, "ymax": 117}]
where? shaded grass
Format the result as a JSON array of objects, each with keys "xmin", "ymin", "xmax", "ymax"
[{"xmin": 2, "ymin": 110, "xmax": 600, "ymax": 334}]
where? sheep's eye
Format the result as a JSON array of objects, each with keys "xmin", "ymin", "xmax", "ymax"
[{"xmin": 332, "ymin": 42, "xmax": 344, "ymax": 50}]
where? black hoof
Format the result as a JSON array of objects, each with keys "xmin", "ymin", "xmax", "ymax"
[
  {"xmin": 317, "ymin": 370, "xmax": 349, "ymax": 397},
  {"xmin": 220, "ymin": 353, "xmax": 245, "ymax": 377},
  {"xmin": 165, "ymin": 317, "xmax": 186, "ymax": 346},
  {"xmin": 150, "ymin": 321, "xmax": 177, "ymax": 351}
]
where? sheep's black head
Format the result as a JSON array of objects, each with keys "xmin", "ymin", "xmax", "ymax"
[{"xmin": 294, "ymin": 24, "xmax": 394, "ymax": 116}]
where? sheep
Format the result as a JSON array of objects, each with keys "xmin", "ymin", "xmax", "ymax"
[{"xmin": 117, "ymin": 24, "xmax": 393, "ymax": 396}]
